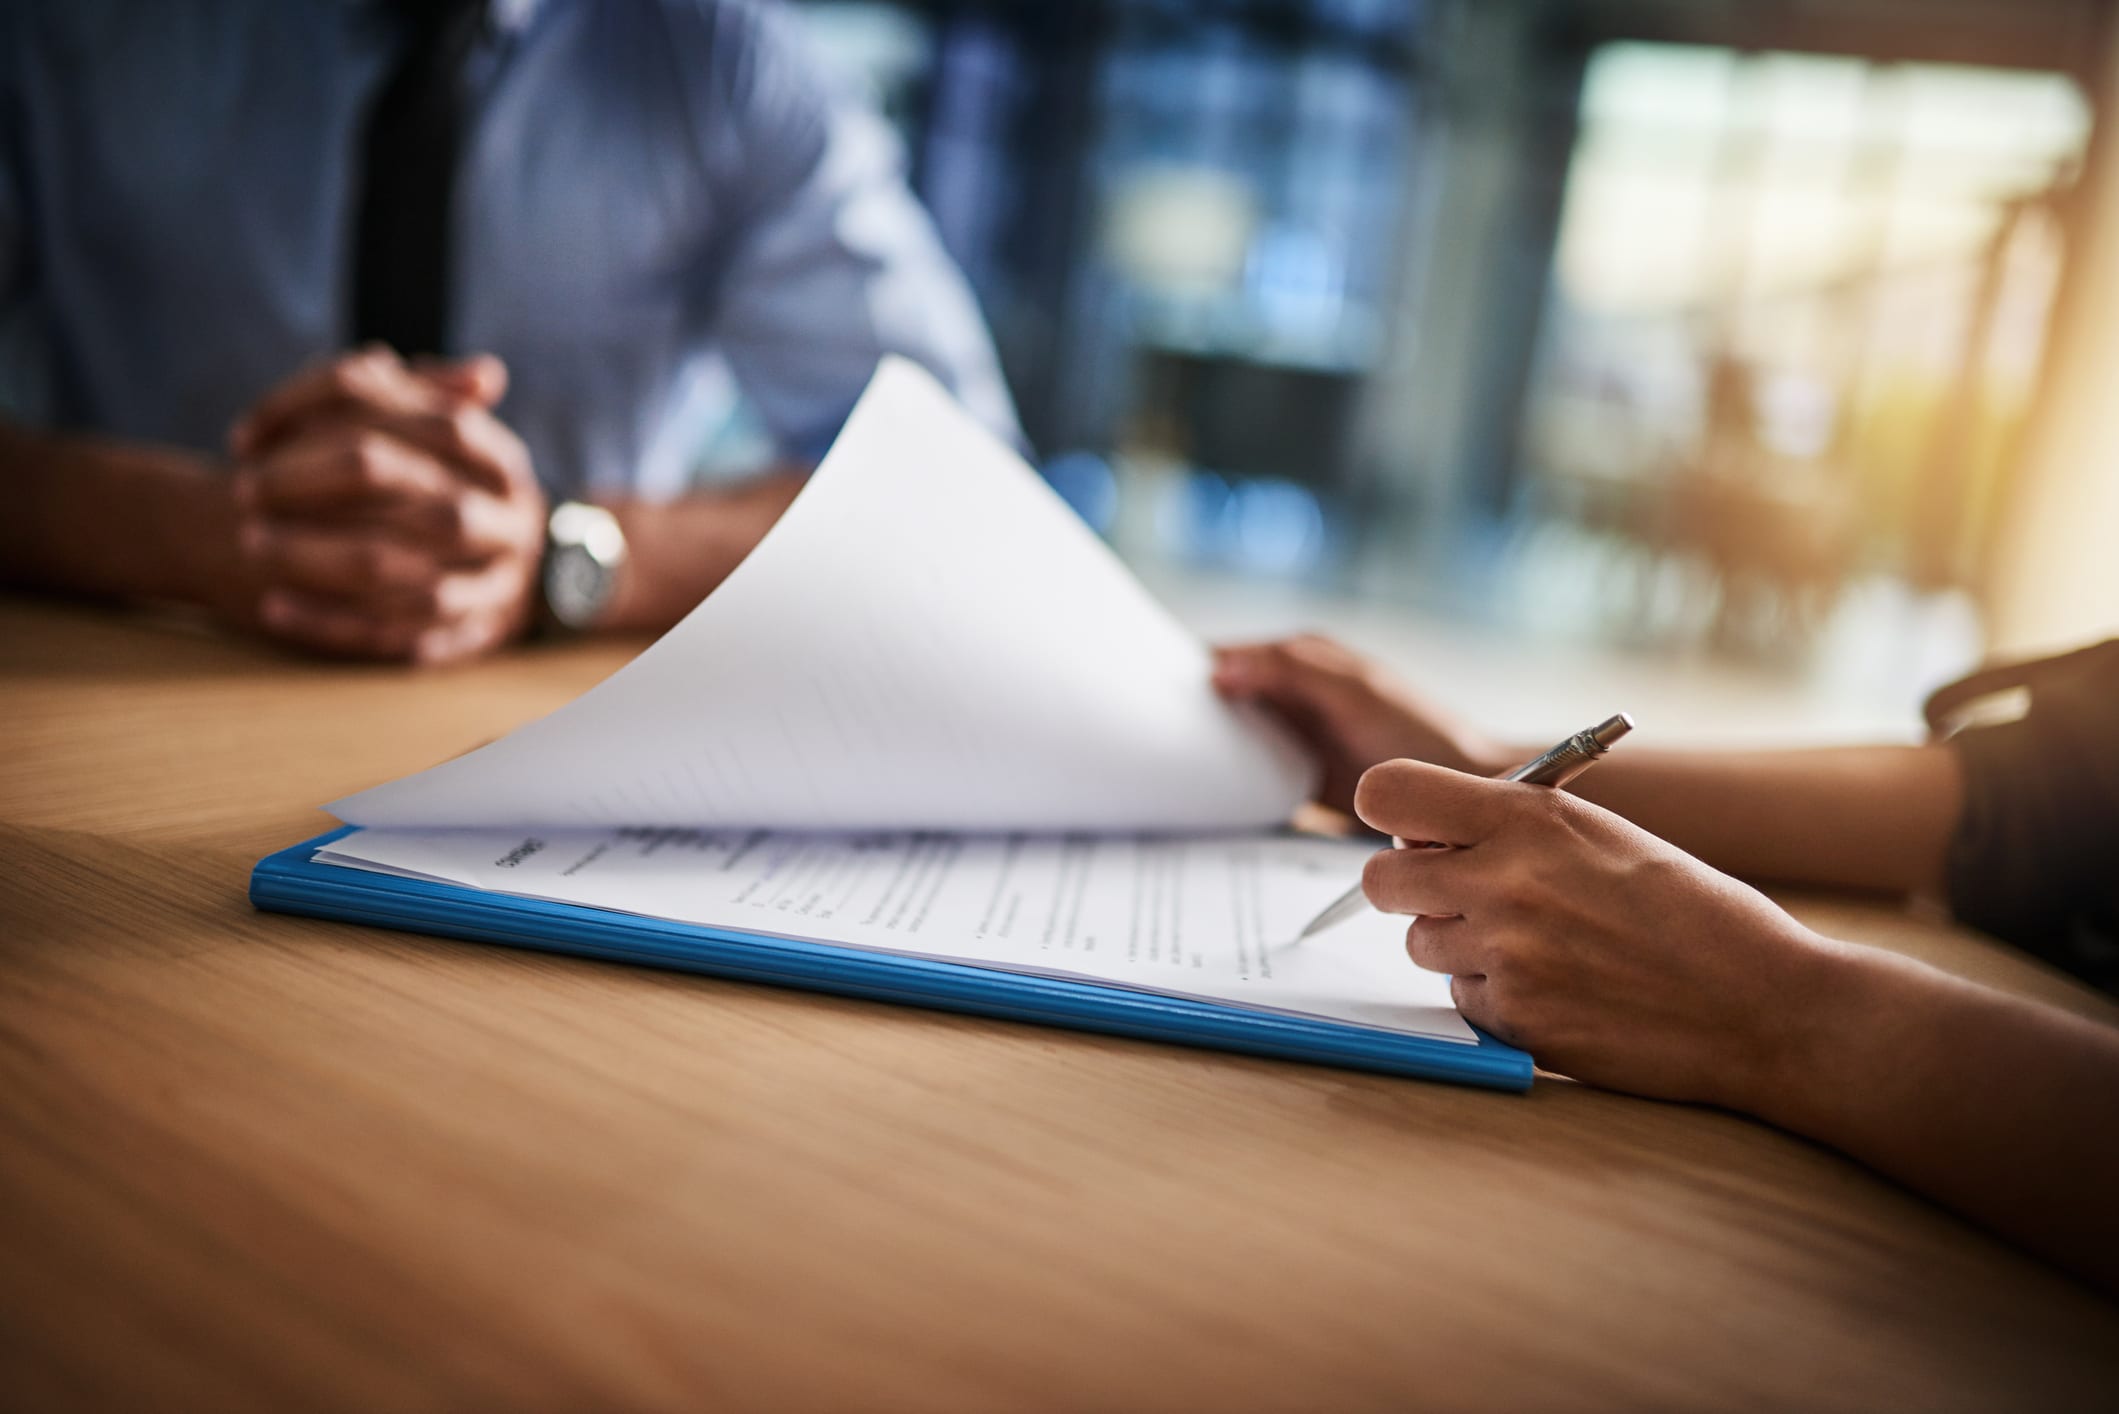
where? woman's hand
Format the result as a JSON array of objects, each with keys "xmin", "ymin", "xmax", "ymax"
[
  {"xmin": 1353, "ymin": 757, "xmax": 1845, "ymax": 1108},
  {"xmin": 1213, "ymin": 635, "xmax": 1505, "ymax": 817}
]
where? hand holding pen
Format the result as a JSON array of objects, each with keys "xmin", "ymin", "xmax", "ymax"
[{"xmin": 1298, "ymin": 714, "xmax": 1635, "ymax": 939}]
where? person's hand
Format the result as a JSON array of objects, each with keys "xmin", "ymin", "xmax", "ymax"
[
  {"xmin": 1212, "ymin": 635, "xmax": 1505, "ymax": 816},
  {"xmin": 227, "ymin": 347, "xmax": 548, "ymax": 664},
  {"xmin": 1354, "ymin": 757, "xmax": 1843, "ymax": 1108}
]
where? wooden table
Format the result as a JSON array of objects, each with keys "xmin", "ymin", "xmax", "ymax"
[{"xmin": 4, "ymin": 594, "xmax": 2116, "ymax": 1412}]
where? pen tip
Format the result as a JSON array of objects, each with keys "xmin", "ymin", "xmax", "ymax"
[{"xmin": 1591, "ymin": 713, "xmax": 1634, "ymax": 749}]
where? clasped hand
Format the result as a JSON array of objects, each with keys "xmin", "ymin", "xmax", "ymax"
[{"xmin": 226, "ymin": 346, "xmax": 548, "ymax": 664}]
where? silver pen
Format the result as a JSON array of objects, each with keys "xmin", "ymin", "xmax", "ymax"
[{"xmin": 1296, "ymin": 713, "xmax": 1635, "ymax": 941}]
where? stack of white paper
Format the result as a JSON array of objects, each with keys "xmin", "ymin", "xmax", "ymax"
[
  {"xmin": 331, "ymin": 358, "xmax": 1311, "ymax": 834},
  {"xmin": 317, "ymin": 359, "xmax": 1471, "ymax": 1045}
]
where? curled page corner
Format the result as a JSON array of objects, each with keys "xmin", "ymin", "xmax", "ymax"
[{"xmin": 330, "ymin": 355, "xmax": 1317, "ymax": 833}]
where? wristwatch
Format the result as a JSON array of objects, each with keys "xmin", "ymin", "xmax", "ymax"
[{"xmin": 538, "ymin": 501, "xmax": 629, "ymax": 633}]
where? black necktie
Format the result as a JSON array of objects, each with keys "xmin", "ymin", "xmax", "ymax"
[{"xmin": 349, "ymin": 0, "xmax": 488, "ymax": 357}]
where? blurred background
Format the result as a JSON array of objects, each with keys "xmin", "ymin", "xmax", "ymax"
[{"xmin": 731, "ymin": 0, "xmax": 2119, "ymax": 742}]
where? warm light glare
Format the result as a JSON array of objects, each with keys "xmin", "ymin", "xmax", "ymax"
[{"xmin": 1558, "ymin": 45, "xmax": 2089, "ymax": 315}]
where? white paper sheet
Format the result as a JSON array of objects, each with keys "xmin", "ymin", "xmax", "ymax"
[
  {"xmin": 330, "ymin": 358, "xmax": 1313, "ymax": 833},
  {"xmin": 316, "ymin": 826, "xmax": 1475, "ymax": 1045}
]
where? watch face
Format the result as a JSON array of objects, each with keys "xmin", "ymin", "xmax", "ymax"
[
  {"xmin": 545, "ymin": 542, "xmax": 611, "ymax": 629},
  {"xmin": 542, "ymin": 501, "xmax": 628, "ymax": 631}
]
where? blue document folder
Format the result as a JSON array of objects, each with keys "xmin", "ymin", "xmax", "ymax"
[{"xmin": 251, "ymin": 827, "xmax": 1534, "ymax": 1092}]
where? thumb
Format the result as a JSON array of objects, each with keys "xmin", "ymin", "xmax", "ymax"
[{"xmin": 415, "ymin": 353, "xmax": 509, "ymax": 406}]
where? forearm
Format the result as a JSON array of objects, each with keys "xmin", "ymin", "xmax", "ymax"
[
  {"xmin": 0, "ymin": 420, "xmax": 242, "ymax": 610},
  {"xmin": 1544, "ymin": 745, "xmax": 1963, "ymax": 894},
  {"xmin": 595, "ymin": 469, "xmax": 806, "ymax": 633},
  {"xmin": 1747, "ymin": 941, "xmax": 2119, "ymax": 1293}
]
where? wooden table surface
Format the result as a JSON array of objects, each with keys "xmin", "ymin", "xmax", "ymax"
[{"xmin": 4, "ymin": 594, "xmax": 2117, "ymax": 1412}]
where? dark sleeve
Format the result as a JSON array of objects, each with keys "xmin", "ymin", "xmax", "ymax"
[
  {"xmin": 0, "ymin": 2, "xmax": 21, "ymax": 311},
  {"xmin": 1945, "ymin": 640, "xmax": 2119, "ymax": 986},
  {"xmin": 0, "ymin": 1, "xmax": 36, "ymax": 377}
]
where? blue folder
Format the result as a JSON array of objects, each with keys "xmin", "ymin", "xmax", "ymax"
[{"xmin": 251, "ymin": 827, "xmax": 1535, "ymax": 1092}]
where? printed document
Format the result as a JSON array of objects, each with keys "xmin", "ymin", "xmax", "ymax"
[{"xmin": 317, "ymin": 826, "xmax": 1474, "ymax": 1043}]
